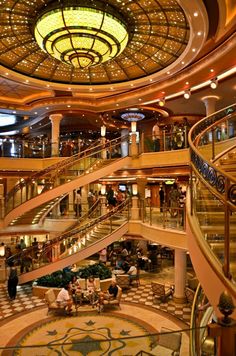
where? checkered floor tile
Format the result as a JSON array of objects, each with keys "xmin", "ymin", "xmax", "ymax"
[
  {"xmin": 0, "ymin": 283, "xmax": 191, "ymax": 324},
  {"xmin": 0, "ymin": 284, "xmax": 45, "ymax": 320}
]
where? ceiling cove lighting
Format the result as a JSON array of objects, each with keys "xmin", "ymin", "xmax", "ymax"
[
  {"xmin": 210, "ymin": 78, "xmax": 218, "ymax": 89},
  {"xmin": 184, "ymin": 89, "xmax": 191, "ymax": 99},
  {"xmin": 34, "ymin": 0, "xmax": 129, "ymax": 69}
]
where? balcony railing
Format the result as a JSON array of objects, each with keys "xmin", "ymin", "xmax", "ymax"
[{"xmin": 189, "ymin": 103, "xmax": 236, "ymax": 281}]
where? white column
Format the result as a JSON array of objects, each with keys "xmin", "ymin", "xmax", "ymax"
[
  {"xmin": 121, "ymin": 129, "xmax": 129, "ymax": 157},
  {"xmin": 201, "ymin": 96, "xmax": 219, "ymax": 142},
  {"xmin": 202, "ymin": 96, "xmax": 219, "ymax": 116},
  {"xmin": 49, "ymin": 114, "xmax": 63, "ymax": 157},
  {"xmin": 131, "ymin": 196, "xmax": 139, "ymax": 220},
  {"xmin": 130, "ymin": 132, "xmax": 138, "ymax": 157},
  {"xmin": 68, "ymin": 190, "xmax": 74, "ymax": 214},
  {"xmin": 173, "ymin": 249, "xmax": 187, "ymax": 303},
  {"xmin": 22, "ymin": 115, "xmax": 30, "ymax": 135},
  {"xmin": 101, "ymin": 137, "xmax": 107, "ymax": 159}
]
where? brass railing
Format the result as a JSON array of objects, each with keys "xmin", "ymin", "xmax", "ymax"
[
  {"xmin": 6, "ymin": 199, "xmax": 130, "ymax": 277},
  {"xmin": 5, "ymin": 135, "xmax": 129, "ymax": 214},
  {"xmin": 189, "ymin": 103, "xmax": 236, "ymax": 280},
  {"xmin": 140, "ymin": 199, "xmax": 186, "ymax": 232},
  {"xmin": 190, "ymin": 285, "xmax": 216, "ymax": 356}
]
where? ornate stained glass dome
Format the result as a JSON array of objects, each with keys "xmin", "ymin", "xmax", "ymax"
[{"xmin": 0, "ymin": 0, "xmax": 190, "ymax": 84}]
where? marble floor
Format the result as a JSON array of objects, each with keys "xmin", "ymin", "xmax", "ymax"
[{"xmin": 0, "ymin": 261, "xmax": 192, "ymax": 355}]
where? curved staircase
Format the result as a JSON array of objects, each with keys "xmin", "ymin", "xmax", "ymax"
[{"xmin": 187, "ymin": 103, "xmax": 236, "ymax": 316}]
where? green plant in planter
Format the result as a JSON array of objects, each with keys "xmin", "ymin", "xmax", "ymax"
[
  {"xmin": 35, "ymin": 263, "xmax": 111, "ymax": 287},
  {"xmin": 77, "ymin": 262, "xmax": 112, "ymax": 280}
]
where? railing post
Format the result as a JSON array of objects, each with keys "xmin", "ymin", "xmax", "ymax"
[
  {"xmin": 163, "ymin": 129, "xmax": 166, "ymax": 151},
  {"xmin": 190, "ymin": 166, "xmax": 193, "ymax": 216},
  {"xmin": 223, "ymin": 177, "xmax": 230, "ymax": 278},
  {"xmin": 212, "ymin": 128, "xmax": 215, "ymax": 160}
]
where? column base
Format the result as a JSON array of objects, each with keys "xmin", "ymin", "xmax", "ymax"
[
  {"xmin": 131, "ymin": 207, "xmax": 139, "ymax": 220},
  {"xmin": 172, "ymin": 295, "xmax": 187, "ymax": 304}
]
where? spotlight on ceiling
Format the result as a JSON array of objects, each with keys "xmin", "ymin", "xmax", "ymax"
[
  {"xmin": 184, "ymin": 89, "xmax": 191, "ymax": 99},
  {"xmin": 210, "ymin": 78, "xmax": 218, "ymax": 89},
  {"xmin": 159, "ymin": 97, "xmax": 165, "ymax": 106},
  {"xmin": 34, "ymin": 0, "xmax": 129, "ymax": 69}
]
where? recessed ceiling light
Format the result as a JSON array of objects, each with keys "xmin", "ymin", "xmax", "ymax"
[
  {"xmin": 5, "ymin": 72, "xmax": 9, "ymax": 76},
  {"xmin": 67, "ymin": 105, "xmax": 71, "ymax": 108},
  {"xmin": 194, "ymin": 12, "xmax": 198, "ymax": 17},
  {"xmin": 197, "ymin": 31, "xmax": 202, "ymax": 36},
  {"xmin": 192, "ymin": 48, "xmax": 196, "ymax": 52},
  {"xmin": 181, "ymin": 61, "xmax": 185, "ymax": 65},
  {"xmin": 210, "ymin": 69, "xmax": 214, "ymax": 72}
]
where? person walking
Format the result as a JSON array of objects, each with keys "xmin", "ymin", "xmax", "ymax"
[
  {"xmin": 74, "ymin": 189, "xmax": 82, "ymax": 217},
  {"xmin": 159, "ymin": 186, "xmax": 165, "ymax": 212},
  {"xmin": 7, "ymin": 261, "xmax": 18, "ymax": 300},
  {"xmin": 152, "ymin": 120, "xmax": 161, "ymax": 152}
]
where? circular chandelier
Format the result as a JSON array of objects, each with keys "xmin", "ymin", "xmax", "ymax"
[
  {"xmin": 121, "ymin": 112, "xmax": 145, "ymax": 122},
  {"xmin": 34, "ymin": 0, "xmax": 129, "ymax": 69}
]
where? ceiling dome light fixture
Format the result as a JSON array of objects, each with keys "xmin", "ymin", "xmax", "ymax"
[
  {"xmin": 34, "ymin": 0, "xmax": 129, "ymax": 69},
  {"xmin": 120, "ymin": 112, "xmax": 145, "ymax": 122},
  {"xmin": 210, "ymin": 78, "xmax": 218, "ymax": 89},
  {"xmin": 184, "ymin": 89, "xmax": 191, "ymax": 99}
]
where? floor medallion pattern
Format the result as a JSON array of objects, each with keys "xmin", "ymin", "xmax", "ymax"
[{"xmin": 12, "ymin": 312, "xmax": 158, "ymax": 355}]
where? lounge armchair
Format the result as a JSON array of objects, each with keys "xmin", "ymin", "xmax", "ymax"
[
  {"xmin": 154, "ymin": 327, "xmax": 182, "ymax": 355},
  {"xmin": 115, "ymin": 274, "xmax": 130, "ymax": 289},
  {"xmin": 185, "ymin": 287, "xmax": 195, "ymax": 304},
  {"xmin": 151, "ymin": 281, "xmax": 173, "ymax": 303},
  {"xmin": 103, "ymin": 285, "xmax": 122, "ymax": 310},
  {"xmin": 45, "ymin": 288, "xmax": 66, "ymax": 315}
]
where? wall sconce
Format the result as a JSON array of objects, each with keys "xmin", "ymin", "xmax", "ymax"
[
  {"xmin": 210, "ymin": 78, "xmax": 218, "ymax": 89},
  {"xmin": 131, "ymin": 121, "xmax": 137, "ymax": 133},
  {"xmin": 101, "ymin": 125, "xmax": 106, "ymax": 137},
  {"xmin": 184, "ymin": 89, "xmax": 191, "ymax": 99},
  {"xmin": 101, "ymin": 184, "xmax": 106, "ymax": 195},
  {"xmin": 159, "ymin": 97, "xmax": 165, "ymax": 106},
  {"xmin": 132, "ymin": 183, "xmax": 138, "ymax": 195}
]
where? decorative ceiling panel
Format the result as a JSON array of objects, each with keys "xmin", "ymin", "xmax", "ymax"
[{"xmin": 0, "ymin": 0, "xmax": 190, "ymax": 85}]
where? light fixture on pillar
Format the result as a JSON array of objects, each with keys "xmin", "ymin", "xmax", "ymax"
[
  {"xmin": 101, "ymin": 184, "xmax": 106, "ymax": 195},
  {"xmin": 120, "ymin": 112, "xmax": 145, "ymax": 133},
  {"xmin": 131, "ymin": 121, "xmax": 137, "ymax": 133},
  {"xmin": 132, "ymin": 183, "xmax": 138, "ymax": 196},
  {"xmin": 210, "ymin": 78, "xmax": 218, "ymax": 89},
  {"xmin": 34, "ymin": 0, "xmax": 129, "ymax": 69},
  {"xmin": 101, "ymin": 125, "xmax": 106, "ymax": 137},
  {"xmin": 184, "ymin": 89, "xmax": 191, "ymax": 99},
  {"xmin": 159, "ymin": 97, "xmax": 165, "ymax": 106}
]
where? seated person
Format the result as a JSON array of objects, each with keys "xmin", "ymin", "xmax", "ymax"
[
  {"xmin": 121, "ymin": 258, "xmax": 130, "ymax": 273},
  {"xmin": 97, "ymin": 280, "xmax": 118, "ymax": 311},
  {"xmin": 127, "ymin": 262, "xmax": 138, "ymax": 285},
  {"xmin": 56, "ymin": 284, "xmax": 73, "ymax": 313},
  {"xmin": 86, "ymin": 276, "xmax": 97, "ymax": 305},
  {"xmin": 70, "ymin": 275, "xmax": 83, "ymax": 305}
]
